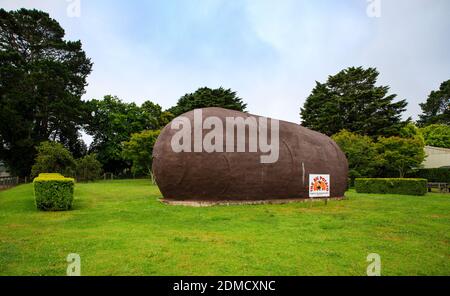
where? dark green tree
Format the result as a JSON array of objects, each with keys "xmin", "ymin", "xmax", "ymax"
[
  {"xmin": 168, "ymin": 87, "xmax": 247, "ymax": 117},
  {"xmin": 418, "ymin": 80, "xmax": 450, "ymax": 126},
  {"xmin": 31, "ymin": 141, "xmax": 76, "ymax": 178},
  {"xmin": 84, "ymin": 96, "xmax": 141, "ymax": 174},
  {"xmin": 300, "ymin": 67, "xmax": 408, "ymax": 137},
  {"xmin": 0, "ymin": 9, "xmax": 92, "ymax": 176},
  {"xmin": 84, "ymin": 96, "xmax": 167, "ymax": 174},
  {"xmin": 141, "ymin": 100, "xmax": 174, "ymax": 129}
]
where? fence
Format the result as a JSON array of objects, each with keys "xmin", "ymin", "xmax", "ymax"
[
  {"xmin": 100, "ymin": 173, "xmax": 156, "ymax": 184},
  {"xmin": 0, "ymin": 174, "xmax": 156, "ymax": 190},
  {"xmin": 0, "ymin": 176, "xmax": 21, "ymax": 190}
]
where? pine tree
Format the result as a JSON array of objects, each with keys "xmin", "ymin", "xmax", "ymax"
[
  {"xmin": 418, "ymin": 80, "xmax": 450, "ymax": 126},
  {"xmin": 300, "ymin": 67, "xmax": 408, "ymax": 137},
  {"xmin": 168, "ymin": 87, "xmax": 247, "ymax": 117}
]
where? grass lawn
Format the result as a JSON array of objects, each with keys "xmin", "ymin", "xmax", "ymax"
[{"xmin": 0, "ymin": 179, "xmax": 449, "ymax": 276}]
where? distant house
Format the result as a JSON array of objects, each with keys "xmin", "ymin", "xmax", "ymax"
[
  {"xmin": 0, "ymin": 161, "xmax": 10, "ymax": 177},
  {"xmin": 423, "ymin": 146, "xmax": 450, "ymax": 169}
]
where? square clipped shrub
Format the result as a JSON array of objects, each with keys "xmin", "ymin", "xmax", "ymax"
[
  {"xmin": 33, "ymin": 173, "xmax": 75, "ymax": 211},
  {"xmin": 37, "ymin": 173, "xmax": 65, "ymax": 179},
  {"xmin": 355, "ymin": 178, "xmax": 427, "ymax": 196}
]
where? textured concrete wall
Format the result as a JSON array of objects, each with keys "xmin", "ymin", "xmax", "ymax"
[{"xmin": 152, "ymin": 107, "xmax": 348, "ymax": 201}]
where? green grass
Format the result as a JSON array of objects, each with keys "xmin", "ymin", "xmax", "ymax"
[{"xmin": 0, "ymin": 179, "xmax": 449, "ymax": 275}]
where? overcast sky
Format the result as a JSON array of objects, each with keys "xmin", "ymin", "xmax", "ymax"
[{"xmin": 2, "ymin": 0, "xmax": 449, "ymax": 125}]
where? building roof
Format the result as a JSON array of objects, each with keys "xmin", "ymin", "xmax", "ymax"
[{"xmin": 425, "ymin": 146, "xmax": 450, "ymax": 153}]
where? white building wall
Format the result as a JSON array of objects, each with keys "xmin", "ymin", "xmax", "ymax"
[{"xmin": 423, "ymin": 146, "xmax": 450, "ymax": 169}]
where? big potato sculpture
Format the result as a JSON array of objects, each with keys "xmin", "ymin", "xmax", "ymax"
[{"xmin": 152, "ymin": 107, "xmax": 348, "ymax": 203}]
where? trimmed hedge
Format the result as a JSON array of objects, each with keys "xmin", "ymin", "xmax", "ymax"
[
  {"xmin": 33, "ymin": 173, "xmax": 75, "ymax": 211},
  {"xmin": 355, "ymin": 178, "xmax": 427, "ymax": 196},
  {"xmin": 406, "ymin": 168, "xmax": 450, "ymax": 183},
  {"xmin": 37, "ymin": 173, "xmax": 65, "ymax": 179}
]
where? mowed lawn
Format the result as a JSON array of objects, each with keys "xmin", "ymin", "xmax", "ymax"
[{"xmin": 0, "ymin": 180, "xmax": 449, "ymax": 276}]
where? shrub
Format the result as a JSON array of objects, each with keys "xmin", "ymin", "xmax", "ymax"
[
  {"xmin": 355, "ymin": 178, "xmax": 427, "ymax": 196},
  {"xmin": 31, "ymin": 142, "xmax": 76, "ymax": 178},
  {"xmin": 76, "ymin": 154, "xmax": 103, "ymax": 181},
  {"xmin": 33, "ymin": 173, "xmax": 75, "ymax": 211},
  {"xmin": 407, "ymin": 168, "xmax": 450, "ymax": 183},
  {"xmin": 332, "ymin": 130, "xmax": 382, "ymax": 183},
  {"xmin": 37, "ymin": 173, "xmax": 65, "ymax": 179}
]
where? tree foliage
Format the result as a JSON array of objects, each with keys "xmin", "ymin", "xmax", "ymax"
[
  {"xmin": 399, "ymin": 122, "xmax": 422, "ymax": 139},
  {"xmin": 76, "ymin": 154, "xmax": 103, "ymax": 181},
  {"xmin": 84, "ymin": 96, "xmax": 167, "ymax": 174},
  {"xmin": 122, "ymin": 130, "xmax": 160, "ymax": 176},
  {"xmin": 0, "ymin": 8, "xmax": 92, "ymax": 176},
  {"xmin": 332, "ymin": 130, "xmax": 382, "ymax": 181},
  {"xmin": 419, "ymin": 124, "xmax": 450, "ymax": 148},
  {"xmin": 418, "ymin": 80, "xmax": 450, "ymax": 126},
  {"xmin": 333, "ymin": 128, "xmax": 426, "ymax": 180},
  {"xmin": 31, "ymin": 141, "xmax": 76, "ymax": 178},
  {"xmin": 168, "ymin": 87, "xmax": 247, "ymax": 117},
  {"xmin": 300, "ymin": 67, "xmax": 408, "ymax": 137},
  {"xmin": 377, "ymin": 136, "xmax": 425, "ymax": 178},
  {"xmin": 141, "ymin": 101, "xmax": 174, "ymax": 129}
]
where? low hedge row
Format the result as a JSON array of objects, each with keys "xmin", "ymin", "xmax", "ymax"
[
  {"xmin": 33, "ymin": 173, "xmax": 75, "ymax": 211},
  {"xmin": 355, "ymin": 178, "xmax": 427, "ymax": 196},
  {"xmin": 406, "ymin": 168, "xmax": 450, "ymax": 183}
]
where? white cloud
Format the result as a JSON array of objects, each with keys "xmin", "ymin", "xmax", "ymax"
[
  {"xmin": 1, "ymin": 0, "xmax": 449, "ymax": 126},
  {"xmin": 360, "ymin": 0, "xmax": 450, "ymax": 120}
]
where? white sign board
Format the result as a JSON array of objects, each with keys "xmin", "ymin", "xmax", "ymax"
[{"xmin": 309, "ymin": 174, "xmax": 330, "ymax": 198}]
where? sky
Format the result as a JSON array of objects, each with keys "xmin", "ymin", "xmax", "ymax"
[{"xmin": 1, "ymin": 0, "xmax": 449, "ymax": 127}]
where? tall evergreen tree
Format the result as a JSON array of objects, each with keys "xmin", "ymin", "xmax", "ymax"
[
  {"xmin": 300, "ymin": 67, "xmax": 408, "ymax": 137},
  {"xmin": 0, "ymin": 9, "xmax": 92, "ymax": 176},
  {"xmin": 168, "ymin": 87, "xmax": 247, "ymax": 117},
  {"xmin": 418, "ymin": 79, "xmax": 450, "ymax": 126}
]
